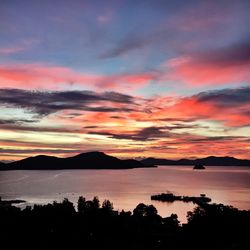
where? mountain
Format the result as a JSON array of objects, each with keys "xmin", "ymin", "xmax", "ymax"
[
  {"xmin": 7, "ymin": 155, "xmax": 63, "ymax": 170},
  {"xmin": 1, "ymin": 151, "xmax": 154, "ymax": 170},
  {"xmin": 2, "ymin": 154, "xmax": 249, "ymax": 170},
  {"xmin": 141, "ymin": 156, "xmax": 250, "ymax": 166}
]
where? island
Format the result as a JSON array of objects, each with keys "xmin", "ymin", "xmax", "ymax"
[
  {"xmin": 193, "ymin": 164, "xmax": 205, "ymax": 170},
  {"xmin": 151, "ymin": 192, "xmax": 211, "ymax": 205},
  {"xmin": 0, "ymin": 197, "xmax": 26, "ymax": 206}
]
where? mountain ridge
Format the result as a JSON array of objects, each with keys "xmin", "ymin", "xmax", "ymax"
[
  {"xmin": 141, "ymin": 156, "xmax": 250, "ymax": 166},
  {"xmin": 1, "ymin": 153, "xmax": 249, "ymax": 170},
  {"xmin": 0, "ymin": 151, "xmax": 154, "ymax": 170}
]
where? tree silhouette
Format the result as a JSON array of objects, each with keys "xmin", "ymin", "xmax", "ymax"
[
  {"xmin": 92, "ymin": 196, "xmax": 100, "ymax": 210},
  {"xmin": 77, "ymin": 196, "xmax": 86, "ymax": 213},
  {"xmin": 102, "ymin": 199, "xmax": 113, "ymax": 212},
  {"xmin": 1, "ymin": 196, "xmax": 249, "ymax": 250},
  {"xmin": 133, "ymin": 203, "xmax": 147, "ymax": 217}
]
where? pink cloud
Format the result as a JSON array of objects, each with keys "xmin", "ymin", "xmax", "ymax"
[
  {"xmin": 166, "ymin": 55, "xmax": 250, "ymax": 86},
  {"xmin": 0, "ymin": 39, "xmax": 39, "ymax": 55},
  {"xmin": 0, "ymin": 64, "xmax": 96, "ymax": 89},
  {"xmin": 0, "ymin": 63, "xmax": 153, "ymax": 91},
  {"xmin": 0, "ymin": 47, "xmax": 25, "ymax": 55},
  {"xmin": 164, "ymin": 39, "xmax": 250, "ymax": 86}
]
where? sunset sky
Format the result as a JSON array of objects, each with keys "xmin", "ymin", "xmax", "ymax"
[{"xmin": 0, "ymin": 0, "xmax": 250, "ymax": 161}]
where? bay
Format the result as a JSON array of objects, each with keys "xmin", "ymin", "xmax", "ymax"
[{"xmin": 0, "ymin": 165, "xmax": 249, "ymax": 223}]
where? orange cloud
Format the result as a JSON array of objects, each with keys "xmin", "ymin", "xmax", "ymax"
[{"xmin": 150, "ymin": 95, "xmax": 250, "ymax": 127}]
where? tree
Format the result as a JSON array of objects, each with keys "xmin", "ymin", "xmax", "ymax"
[
  {"xmin": 92, "ymin": 196, "xmax": 100, "ymax": 210},
  {"xmin": 133, "ymin": 203, "xmax": 158, "ymax": 217},
  {"xmin": 62, "ymin": 198, "xmax": 75, "ymax": 214},
  {"xmin": 102, "ymin": 199, "xmax": 113, "ymax": 211},
  {"xmin": 133, "ymin": 203, "xmax": 147, "ymax": 217},
  {"xmin": 163, "ymin": 213, "xmax": 180, "ymax": 229},
  {"xmin": 145, "ymin": 205, "xmax": 158, "ymax": 217},
  {"xmin": 77, "ymin": 196, "xmax": 86, "ymax": 213}
]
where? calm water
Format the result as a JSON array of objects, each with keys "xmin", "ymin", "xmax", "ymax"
[{"xmin": 0, "ymin": 166, "xmax": 249, "ymax": 223}]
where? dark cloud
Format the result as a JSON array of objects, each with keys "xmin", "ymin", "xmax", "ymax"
[
  {"xmin": 164, "ymin": 123, "xmax": 206, "ymax": 130},
  {"xmin": 0, "ymin": 89, "xmax": 136, "ymax": 116},
  {"xmin": 88, "ymin": 126, "xmax": 169, "ymax": 141},
  {"xmin": 0, "ymin": 124, "xmax": 81, "ymax": 133},
  {"xmin": 109, "ymin": 116, "xmax": 123, "ymax": 119},
  {"xmin": 196, "ymin": 87, "xmax": 250, "ymax": 107},
  {"xmin": 100, "ymin": 32, "xmax": 152, "ymax": 58},
  {"xmin": 0, "ymin": 118, "xmax": 37, "ymax": 124},
  {"xmin": 187, "ymin": 136, "xmax": 248, "ymax": 143},
  {"xmin": 192, "ymin": 40, "xmax": 250, "ymax": 67},
  {"xmin": 83, "ymin": 126, "xmax": 99, "ymax": 129},
  {"xmin": 0, "ymin": 148, "xmax": 81, "ymax": 155}
]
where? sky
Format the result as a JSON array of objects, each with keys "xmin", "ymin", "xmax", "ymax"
[{"xmin": 0, "ymin": 0, "xmax": 250, "ymax": 161}]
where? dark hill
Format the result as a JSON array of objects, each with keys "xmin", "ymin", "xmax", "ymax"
[
  {"xmin": 0, "ymin": 161, "xmax": 6, "ymax": 168},
  {"xmin": 8, "ymin": 155, "xmax": 64, "ymax": 170},
  {"xmin": 141, "ymin": 156, "xmax": 250, "ymax": 166},
  {"xmin": 64, "ymin": 151, "xmax": 140, "ymax": 169},
  {"xmin": 2, "ymin": 151, "xmax": 153, "ymax": 170}
]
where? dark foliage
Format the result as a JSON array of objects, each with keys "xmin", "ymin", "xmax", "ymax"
[{"xmin": 0, "ymin": 197, "xmax": 249, "ymax": 250}]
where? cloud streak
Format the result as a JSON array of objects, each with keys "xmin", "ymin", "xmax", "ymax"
[
  {"xmin": 0, "ymin": 88, "xmax": 136, "ymax": 116},
  {"xmin": 0, "ymin": 64, "xmax": 154, "ymax": 91},
  {"xmin": 88, "ymin": 126, "xmax": 169, "ymax": 141}
]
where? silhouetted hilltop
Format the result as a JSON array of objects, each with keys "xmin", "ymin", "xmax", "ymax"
[
  {"xmin": 2, "ymin": 151, "xmax": 154, "ymax": 170},
  {"xmin": 0, "ymin": 161, "xmax": 5, "ymax": 168},
  {"xmin": 64, "ymin": 151, "xmax": 145, "ymax": 169},
  {"xmin": 141, "ymin": 156, "xmax": 250, "ymax": 166},
  {"xmin": 7, "ymin": 155, "xmax": 63, "ymax": 170}
]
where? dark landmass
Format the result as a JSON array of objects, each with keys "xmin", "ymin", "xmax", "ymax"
[
  {"xmin": 0, "ymin": 198, "xmax": 26, "ymax": 205},
  {"xmin": 141, "ymin": 156, "xmax": 250, "ymax": 166},
  {"xmin": 0, "ymin": 161, "xmax": 5, "ymax": 167},
  {"xmin": 151, "ymin": 192, "xmax": 211, "ymax": 205},
  {"xmin": 1, "ymin": 196, "xmax": 249, "ymax": 250},
  {"xmin": 193, "ymin": 164, "xmax": 205, "ymax": 169},
  {"xmin": 0, "ymin": 151, "xmax": 156, "ymax": 170},
  {"xmin": 1, "ymin": 153, "xmax": 249, "ymax": 171}
]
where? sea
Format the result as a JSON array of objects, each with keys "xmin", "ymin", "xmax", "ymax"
[{"xmin": 0, "ymin": 165, "xmax": 249, "ymax": 223}]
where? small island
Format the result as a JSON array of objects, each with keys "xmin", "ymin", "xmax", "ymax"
[
  {"xmin": 0, "ymin": 197, "xmax": 26, "ymax": 205},
  {"xmin": 193, "ymin": 164, "xmax": 205, "ymax": 170},
  {"xmin": 151, "ymin": 192, "xmax": 211, "ymax": 205}
]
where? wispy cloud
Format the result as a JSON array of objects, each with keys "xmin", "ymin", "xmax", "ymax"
[{"xmin": 0, "ymin": 46, "xmax": 25, "ymax": 55}]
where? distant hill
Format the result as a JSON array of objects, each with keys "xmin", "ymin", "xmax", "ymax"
[
  {"xmin": 0, "ymin": 161, "xmax": 6, "ymax": 168},
  {"xmin": 0, "ymin": 151, "xmax": 154, "ymax": 170},
  {"xmin": 141, "ymin": 156, "xmax": 250, "ymax": 166}
]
